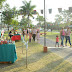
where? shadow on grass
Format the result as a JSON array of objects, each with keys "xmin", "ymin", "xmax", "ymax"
[
  {"xmin": 1, "ymin": 50, "xmax": 72, "ymax": 72},
  {"xmin": 0, "ymin": 51, "xmax": 51, "ymax": 71},
  {"xmin": 0, "ymin": 63, "xmax": 13, "ymax": 69},
  {"xmin": 64, "ymin": 52, "xmax": 72, "ymax": 60},
  {"xmin": 49, "ymin": 48, "xmax": 72, "ymax": 62},
  {"xmin": 35, "ymin": 58, "xmax": 72, "ymax": 72}
]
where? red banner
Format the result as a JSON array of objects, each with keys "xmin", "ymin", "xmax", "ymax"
[{"xmin": 11, "ymin": 35, "xmax": 21, "ymax": 41}]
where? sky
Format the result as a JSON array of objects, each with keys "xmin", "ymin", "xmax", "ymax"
[{"xmin": 4, "ymin": 0, "xmax": 72, "ymax": 25}]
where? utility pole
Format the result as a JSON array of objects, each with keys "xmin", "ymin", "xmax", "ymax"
[{"xmin": 43, "ymin": 0, "xmax": 47, "ymax": 52}]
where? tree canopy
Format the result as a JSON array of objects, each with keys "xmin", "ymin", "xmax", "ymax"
[
  {"xmin": 0, "ymin": 0, "xmax": 6, "ymax": 8},
  {"xmin": 55, "ymin": 10, "xmax": 72, "ymax": 25},
  {"xmin": 20, "ymin": 0, "xmax": 36, "ymax": 17},
  {"xmin": 2, "ymin": 4, "xmax": 18, "ymax": 26}
]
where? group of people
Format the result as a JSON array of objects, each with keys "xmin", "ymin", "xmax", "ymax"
[
  {"xmin": 55, "ymin": 27, "xmax": 72, "ymax": 47},
  {"xmin": 8, "ymin": 27, "xmax": 40, "ymax": 43},
  {"xmin": 8, "ymin": 30, "xmax": 18, "ymax": 39},
  {"xmin": 22, "ymin": 27, "xmax": 40, "ymax": 43}
]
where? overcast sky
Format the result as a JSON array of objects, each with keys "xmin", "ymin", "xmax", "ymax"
[{"xmin": 5, "ymin": 0, "xmax": 72, "ymax": 24}]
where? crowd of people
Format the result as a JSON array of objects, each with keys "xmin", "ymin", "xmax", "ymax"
[
  {"xmin": 55, "ymin": 27, "xmax": 72, "ymax": 47},
  {"xmin": 22, "ymin": 27, "xmax": 40, "ymax": 43},
  {"xmin": 0, "ymin": 27, "xmax": 40, "ymax": 44},
  {"xmin": 0, "ymin": 26, "xmax": 72, "ymax": 47}
]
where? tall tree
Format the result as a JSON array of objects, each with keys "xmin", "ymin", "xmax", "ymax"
[
  {"xmin": 20, "ymin": 0, "xmax": 36, "ymax": 27},
  {"xmin": 60, "ymin": 10, "xmax": 71, "ymax": 23},
  {"xmin": 55, "ymin": 14, "xmax": 62, "ymax": 25},
  {"xmin": 11, "ymin": 19, "xmax": 19, "ymax": 30},
  {"xmin": 36, "ymin": 15, "xmax": 44, "ymax": 26},
  {"xmin": 55, "ymin": 10, "xmax": 72, "ymax": 26},
  {"xmin": 2, "ymin": 4, "xmax": 18, "ymax": 30}
]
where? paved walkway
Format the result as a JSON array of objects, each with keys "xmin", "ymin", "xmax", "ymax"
[{"xmin": 39, "ymin": 37, "xmax": 72, "ymax": 64}]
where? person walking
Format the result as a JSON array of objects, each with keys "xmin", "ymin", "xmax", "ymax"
[
  {"xmin": 65, "ymin": 27, "xmax": 72, "ymax": 47},
  {"xmin": 26, "ymin": 28, "xmax": 29, "ymax": 38},
  {"xmin": 22, "ymin": 29, "xmax": 25, "ymax": 40},
  {"xmin": 55, "ymin": 35, "xmax": 59, "ymax": 47},
  {"xmin": 28, "ymin": 28, "xmax": 32, "ymax": 43},
  {"xmin": 36, "ymin": 30, "xmax": 40, "ymax": 43},
  {"xmin": 32, "ymin": 27, "xmax": 37, "ymax": 41},
  {"xmin": 29, "ymin": 32, "xmax": 32, "ymax": 43},
  {"xmin": 8, "ymin": 30, "xmax": 13, "ymax": 39},
  {"xmin": 60, "ymin": 27, "xmax": 65, "ymax": 47}
]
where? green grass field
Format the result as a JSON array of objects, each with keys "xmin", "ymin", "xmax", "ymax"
[
  {"xmin": 0, "ymin": 31, "xmax": 72, "ymax": 72},
  {"xmin": 1, "ymin": 41, "xmax": 72, "ymax": 72}
]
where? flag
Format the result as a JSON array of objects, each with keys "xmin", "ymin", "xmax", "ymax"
[
  {"xmin": 49, "ymin": 9, "xmax": 52, "ymax": 14},
  {"xmin": 33, "ymin": 10, "xmax": 36, "ymax": 14},
  {"xmin": 69, "ymin": 7, "xmax": 72, "ymax": 12},
  {"xmin": 58, "ymin": 8, "xmax": 62, "ymax": 13},
  {"xmin": 41, "ymin": 10, "xmax": 43, "ymax": 14}
]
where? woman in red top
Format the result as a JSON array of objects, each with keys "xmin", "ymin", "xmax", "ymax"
[{"xmin": 55, "ymin": 35, "xmax": 59, "ymax": 47}]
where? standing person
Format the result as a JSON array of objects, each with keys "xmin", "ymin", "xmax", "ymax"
[
  {"xmin": 51, "ymin": 28, "xmax": 52, "ymax": 32},
  {"xmin": 22, "ymin": 29, "xmax": 25, "ymax": 40},
  {"xmin": 1, "ymin": 29, "xmax": 4, "ymax": 37},
  {"xmin": 37, "ymin": 28, "xmax": 40, "ymax": 33},
  {"xmin": 36, "ymin": 30, "xmax": 40, "ymax": 43},
  {"xmin": 8, "ymin": 30, "xmax": 13, "ymax": 39},
  {"xmin": 26, "ymin": 28, "xmax": 29, "ymax": 38},
  {"xmin": 29, "ymin": 27, "xmax": 32, "ymax": 33},
  {"xmin": 64, "ymin": 28, "xmax": 67, "ymax": 46},
  {"xmin": 32, "ymin": 27, "xmax": 37, "ymax": 41},
  {"xmin": 29, "ymin": 32, "xmax": 32, "ymax": 43},
  {"xmin": 29, "ymin": 28, "xmax": 32, "ymax": 42},
  {"xmin": 55, "ymin": 35, "xmax": 59, "ymax": 47},
  {"xmin": 60, "ymin": 27, "xmax": 65, "ymax": 47},
  {"xmin": 65, "ymin": 27, "xmax": 72, "ymax": 47}
]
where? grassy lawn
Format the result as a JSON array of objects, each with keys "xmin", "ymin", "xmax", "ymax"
[
  {"xmin": 0, "ymin": 31, "xmax": 72, "ymax": 72},
  {"xmin": 40, "ymin": 31, "xmax": 60, "ymax": 41},
  {"xmin": 46, "ymin": 32, "xmax": 60, "ymax": 41},
  {"xmin": 0, "ymin": 40, "xmax": 72, "ymax": 72}
]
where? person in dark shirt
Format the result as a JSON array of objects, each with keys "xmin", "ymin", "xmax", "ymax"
[
  {"xmin": 22, "ymin": 29, "xmax": 25, "ymax": 40},
  {"xmin": 9, "ymin": 31, "xmax": 13, "ymax": 39}
]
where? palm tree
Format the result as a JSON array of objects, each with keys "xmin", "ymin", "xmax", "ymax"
[{"xmin": 20, "ymin": 0, "xmax": 36, "ymax": 27}]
